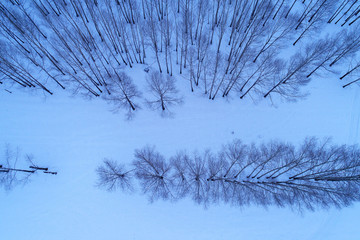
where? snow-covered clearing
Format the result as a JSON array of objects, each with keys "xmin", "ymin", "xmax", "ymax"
[
  {"xmin": 1, "ymin": 0, "xmax": 360, "ymax": 239},
  {"xmin": 1, "ymin": 65, "xmax": 359, "ymax": 239}
]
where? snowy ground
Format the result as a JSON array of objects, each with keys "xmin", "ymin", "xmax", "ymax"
[{"xmin": 0, "ymin": 64, "xmax": 359, "ymax": 239}]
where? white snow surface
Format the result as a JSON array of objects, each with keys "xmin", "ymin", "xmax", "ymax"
[{"xmin": 0, "ymin": 62, "xmax": 359, "ymax": 239}]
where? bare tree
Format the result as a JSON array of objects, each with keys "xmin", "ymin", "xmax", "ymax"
[
  {"xmin": 145, "ymin": 70, "xmax": 182, "ymax": 114},
  {"xmin": 240, "ymin": 55, "xmax": 286, "ymax": 100},
  {"xmin": 341, "ymin": 59, "xmax": 360, "ymax": 88},
  {"xmin": 162, "ymin": 0, "xmax": 173, "ymax": 75},
  {"xmin": 2, "ymin": 0, "xmax": 360, "ymax": 114},
  {"xmin": 133, "ymin": 145, "xmax": 174, "ymax": 201},
  {"xmin": 340, "ymin": 60, "xmax": 360, "ymax": 80},
  {"xmin": 103, "ymin": 71, "xmax": 142, "ymax": 119},
  {"xmin": 292, "ymin": 0, "xmax": 336, "ymax": 46},
  {"xmin": 0, "ymin": 145, "xmax": 57, "ymax": 190},
  {"xmin": 143, "ymin": 0, "xmax": 163, "ymax": 73},
  {"xmin": 97, "ymin": 138, "xmax": 360, "ymax": 211},
  {"xmin": 96, "ymin": 159, "xmax": 133, "ymax": 192},
  {"xmin": 263, "ymin": 40, "xmax": 329, "ymax": 99},
  {"xmin": 343, "ymin": 77, "xmax": 360, "ymax": 88}
]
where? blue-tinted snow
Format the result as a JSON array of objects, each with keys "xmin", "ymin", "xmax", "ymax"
[{"xmin": 0, "ymin": 63, "xmax": 359, "ymax": 239}]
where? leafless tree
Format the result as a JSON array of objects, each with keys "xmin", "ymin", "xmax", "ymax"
[
  {"xmin": 133, "ymin": 145, "xmax": 174, "ymax": 201},
  {"xmin": 343, "ymin": 77, "xmax": 360, "ymax": 88},
  {"xmin": 2, "ymin": 0, "xmax": 360, "ymax": 113},
  {"xmin": 340, "ymin": 60, "xmax": 360, "ymax": 80},
  {"xmin": 253, "ymin": 9, "xmax": 297, "ymax": 63},
  {"xmin": 97, "ymin": 138, "xmax": 360, "ymax": 211},
  {"xmin": 143, "ymin": 0, "xmax": 163, "ymax": 73},
  {"xmin": 292, "ymin": 0, "xmax": 336, "ymax": 46},
  {"xmin": 102, "ymin": 71, "xmax": 142, "ymax": 119},
  {"xmin": 329, "ymin": 0, "xmax": 360, "ymax": 26},
  {"xmin": 341, "ymin": 59, "xmax": 360, "ymax": 88},
  {"xmin": 263, "ymin": 40, "xmax": 329, "ymax": 99},
  {"xmin": 96, "ymin": 159, "xmax": 133, "ymax": 192},
  {"xmin": 240, "ymin": 54, "xmax": 286, "ymax": 100},
  {"xmin": 0, "ymin": 145, "xmax": 57, "ymax": 191},
  {"xmin": 145, "ymin": 70, "xmax": 182, "ymax": 114},
  {"xmin": 162, "ymin": 0, "xmax": 173, "ymax": 75}
]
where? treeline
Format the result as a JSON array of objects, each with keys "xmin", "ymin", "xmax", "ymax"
[
  {"xmin": 97, "ymin": 138, "xmax": 360, "ymax": 211},
  {"xmin": 1, "ymin": 1, "xmax": 360, "ymax": 109}
]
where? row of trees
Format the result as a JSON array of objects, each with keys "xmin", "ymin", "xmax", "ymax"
[
  {"xmin": 97, "ymin": 138, "xmax": 360, "ymax": 211},
  {"xmin": 0, "ymin": 145, "xmax": 56, "ymax": 190},
  {"xmin": 0, "ymin": 1, "xmax": 359, "ymax": 110}
]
